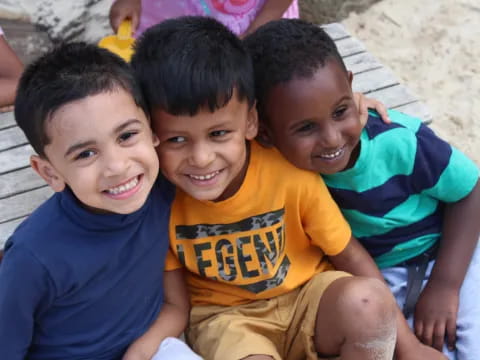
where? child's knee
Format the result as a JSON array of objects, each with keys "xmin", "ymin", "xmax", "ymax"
[{"xmin": 336, "ymin": 277, "xmax": 397, "ymax": 329}]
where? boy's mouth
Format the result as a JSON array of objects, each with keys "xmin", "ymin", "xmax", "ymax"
[
  {"xmin": 188, "ymin": 170, "xmax": 221, "ymax": 181},
  {"xmin": 316, "ymin": 146, "xmax": 345, "ymax": 160},
  {"xmin": 104, "ymin": 175, "xmax": 142, "ymax": 196}
]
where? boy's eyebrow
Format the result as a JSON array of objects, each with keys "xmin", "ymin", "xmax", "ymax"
[
  {"xmin": 64, "ymin": 119, "xmax": 142, "ymax": 158},
  {"xmin": 64, "ymin": 140, "xmax": 96, "ymax": 158}
]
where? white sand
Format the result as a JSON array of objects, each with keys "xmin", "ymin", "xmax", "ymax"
[{"xmin": 343, "ymin": 0, "xmax": 480, "ymax": 164}]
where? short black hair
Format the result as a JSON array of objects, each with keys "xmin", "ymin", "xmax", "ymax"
[
  {"xmin": 131, "ymin": 16, "xmax": 255, "ymax": 116},
  {"xmin": 15, "ymin": 42, "xmax": 147, "ymax": 158},
  {"xmin": 244, "ymin": 19, "xmax": 348, "ymax": 122}
]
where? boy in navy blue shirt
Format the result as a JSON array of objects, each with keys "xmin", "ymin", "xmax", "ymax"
[{"xmin": 0, "ymin": 43, "xmax": 200, "ymax": 360}]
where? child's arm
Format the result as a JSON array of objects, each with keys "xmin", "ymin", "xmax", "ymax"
[
  {"xmin": 122, "ymin": 269, "xmax": 190, "ymax": 360},
  {"xmin": 0, "ymin": 34, "xmax": 23, "ymax": 111},
  {"xmin": 109, "ymin": 0, "xmax": 141, "ymax": 33},
  {"xmin": 243, "ymin": 0, "xmax": 295, "ymax": 37},
  {"xmin": 414, "ymin": 179, "xmax": 480, "ymax": 351},
  {"xmin": 0, "ymin": 248, "xmax": 49, "ymax": 359},
  {"xmin": 330, "ymin": 237, "xmax": 447, "ymax": 360}
]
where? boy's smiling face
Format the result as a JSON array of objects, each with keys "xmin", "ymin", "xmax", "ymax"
[
  {"xmin": 31, "ymin": 89, "xmax": 160, "ymax": 214},
  {"xmin": 263, "ymin": 60, "xmax": 363, "ymax": 175},
  {"xmin": 152, "ymin": 94, "xmax": 258, "ymax": 202}
]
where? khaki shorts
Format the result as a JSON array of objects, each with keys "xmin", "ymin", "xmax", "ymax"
[{"xmin": 186, "ymin": 271, "xmax": 350, "ymax": 360}]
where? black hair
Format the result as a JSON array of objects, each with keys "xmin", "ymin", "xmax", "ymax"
[
  {"xmin": 131, "ymin": 16, "xmax": 255, "ymax": 116},
  {"xmin": 14, "ymin": 42, "xmax": 147, "ymax": 158},
  {"xmin": 244, "ymin": 19, "xmax": 348, "ymax": 123}
]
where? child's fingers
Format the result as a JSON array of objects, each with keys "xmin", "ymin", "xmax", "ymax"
[
  {"xmin": 0, "ymin": 105, "xmax": 14, "ymax": 113},
  {"xmin": 445, "ymin": 316, "xmax": 457, "ymax": 351},
  {"xmin": 432, "ymin": 321, "xmax": 446, "ymax": 351}
]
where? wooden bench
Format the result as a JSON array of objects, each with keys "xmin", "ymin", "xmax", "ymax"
[{"xmin": 0, "ymin": 23, "xmax": 432, "ymax": 247}]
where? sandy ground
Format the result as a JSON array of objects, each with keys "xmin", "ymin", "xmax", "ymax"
[{"xmin": 342, "ymin": 0, "xmax": 480, "ymax": 165}]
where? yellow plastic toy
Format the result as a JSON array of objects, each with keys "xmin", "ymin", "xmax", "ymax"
[{"xmin": 98, "ymin": 20, "xmax": 135, "ymax": 62}]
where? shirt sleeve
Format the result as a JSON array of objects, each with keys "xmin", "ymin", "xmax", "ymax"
[
  {"xmin": 0, "ymin": 245, "xmax": 53, "ymax": 359},
  {"xmin": 301, "ymin": 173, "xmax": 352, "ymax": 256},
  {"xmin": 164, "ymin": 247, "xmax": 183, "ymax": 271},
  {"xmin": 412, "ymin": 123, "xmax": 479, "ymax": 202}
]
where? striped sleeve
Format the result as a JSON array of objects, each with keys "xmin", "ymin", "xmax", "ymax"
[{"xmin": 412, "ymin": 123, "xmax": 479, "ymax": 202}]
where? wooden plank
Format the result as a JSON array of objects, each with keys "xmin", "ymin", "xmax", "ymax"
[
  {"xmin": 344, "ymin": 51, "xmax": 383, "ymax": 75},
  {"xmin": 0, "ymin": 144, "xmax": 33, "ymax": 174},
  {"xmin": 0, "ymin": 167, "xmax": 46, "ymax": 199},
  {"xmin": 392, "ymin": 101, "xmax": 432, "ymax": 123},
  {"xmin": 0, "ymin": 217, "xmax": 26, "ymax": 248},
  {"xmin": 0, "ymin": 126, "xmax": 28, "ymax": 151},
  {"xmin": 0, "ymin": 111, "xmax": 16, "ymax": 130},
  {"xmin": 322, "ymin": 22, "xmax": 350, "ymax": 40},
  {"xmin": 352, "ymin": 67, "xmax": 399, "ymax": 94},
  {"xmin": 0, "ymin": 186, "xmax": 52, "ymax": 223},
  {"xmin": 335, "ymin": 36, "xmax": 366, "ymax": 58}
]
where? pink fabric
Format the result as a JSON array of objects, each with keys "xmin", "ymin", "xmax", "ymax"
[{"xmin": 136, "ymin": 0, "xmax": 299, "ymax": 37}]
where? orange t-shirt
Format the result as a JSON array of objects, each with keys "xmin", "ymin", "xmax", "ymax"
[{"xmin": 166, "ymin": 141, "xmax": 351, "ymax": 305}]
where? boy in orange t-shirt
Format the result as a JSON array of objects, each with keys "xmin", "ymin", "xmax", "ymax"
[{"xmin": 130, "ymin": 16, "xmax": 399, "ymax": 360}]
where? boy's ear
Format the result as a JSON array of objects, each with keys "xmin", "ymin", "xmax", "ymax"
[
  {"xmin": 245, "ymin": 103, "xmax": 259, "ymax": 140},
  {"xmin": 256, "ymin": 123, "xmax": 274, "ymax": 147},
  {"xmin": 152, "ymin": 132, "xmax": 160, "ymax": 147},
  {"xmin": 348, "ymin": 70, "xmax": 353, "ymax": 87},
  {"xmin": 30, "ymin": 155, "xmax": 66, "ymax": 192}
]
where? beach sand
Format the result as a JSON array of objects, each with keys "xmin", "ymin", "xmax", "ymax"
[{"xmin": 342, "ymin": 0, "xmax": 480, "ymax": 164}]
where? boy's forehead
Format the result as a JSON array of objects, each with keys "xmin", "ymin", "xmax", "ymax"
[
  {"xmin": 46, "ymin": 90, "xmax": 146, "ymax": 143},
  {"xmin": 151, "ymin": 95, "xmax": 250, "ymax": 129}
]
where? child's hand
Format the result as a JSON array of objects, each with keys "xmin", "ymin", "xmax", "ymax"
[
  {"xmin": 353, "ymin": 92, "xmax": 390, "ymax": 126},
  {"xmin": 414, "ymin": 282, "xmax": 459, "ymax": 352},
  {"xmin": 109, "ymin": 0, "xmax": 141, "ymax": 33},
  {"xmin": 0, "ymin": 105, "xmax": 14, "ymax": 113}
]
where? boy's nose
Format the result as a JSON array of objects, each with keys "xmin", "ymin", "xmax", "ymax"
[
  {"xmin": 103, "ymin": 148, "xmax": 130, "ymax": 177},
  {"xmin": 319, "ymin": 124, "xmax": 342, "ymax": 148},
  {"xmin": 189, "ymin": 142, "xmax": 215, "ymax": 168}
]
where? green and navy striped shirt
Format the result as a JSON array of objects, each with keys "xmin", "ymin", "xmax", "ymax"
[{"xmin": 324, "ymin": 110, "xmax": 479, "ymax": 268}]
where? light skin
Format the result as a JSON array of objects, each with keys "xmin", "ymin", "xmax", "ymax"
[
  {"xmin": 262, "ymin": 58, "xmax": 475, "ymax": 359},
  {"xmin": 29, "ymin": 88, "xmax": 189, "ymax": 359},
  {"xmin": 108, "ymin": 0, "xmax": 295, "ymax": 36},
  {"xmin": 0, "ymin": 34, "xmax": 23, "ymax": 112},
  {"xmin": 152, "ymin": 94, "xmax": 258, "ymax": 202},
  {"xmin": 147, "ymin": 93, "xmax": 400, "ymax": 360}
]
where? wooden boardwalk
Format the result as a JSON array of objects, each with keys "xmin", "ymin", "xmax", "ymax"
[{"xmin": 0, "ymin": 23, "xmax": 431, "ymax": 247}]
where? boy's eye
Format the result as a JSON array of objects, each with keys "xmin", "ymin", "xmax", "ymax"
[
  {"xmin": 210, "ymin": 130, "xmax": 229, "ymax": 137},
  {"xmin": 333, "ymin": 106, "xmax": 348, "ymax": 119},
  {"xmin": 75, "ymin": 150, "xmax": 96, "ymax": 160},
  {"xmin": 296, "ymin": 122, "xmax": 315, "ymax": 133},
  {"xmin": 119, "ymin": 131, "xmax": 138, "ymax": 142},
  {"xmin": 167, "ymin": 136, "xmax": 186, "ymax": 143}
]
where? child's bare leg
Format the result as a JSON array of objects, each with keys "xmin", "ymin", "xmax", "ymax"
[
  {"xmin": 314, "ymin": 277, "xmax": 397, "ymax": 359},
  {"xmin": 241, "ymin": 356, "xmax": 274, "ymax": 360}
]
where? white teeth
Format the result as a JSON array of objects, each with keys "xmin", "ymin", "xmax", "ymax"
[
  {"xmin": 189, "ymin": 171, "xmax": 219, "ymax": 181},
  {"xmin": 320, "ymin": 148, "xmax": 343, "ymax": 159},
  {"xmin": 106, "ymin": 177, "xmax": 139, "ymax": 195}
]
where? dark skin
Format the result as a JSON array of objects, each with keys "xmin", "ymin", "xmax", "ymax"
[{"xmin": 414, "ymin": 180, "xmax": 480, "ymax": 351}]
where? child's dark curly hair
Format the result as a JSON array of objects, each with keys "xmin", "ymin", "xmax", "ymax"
[{"xmin": 244, "ymin": 19, "xmax": 347, "ymax": 123}]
